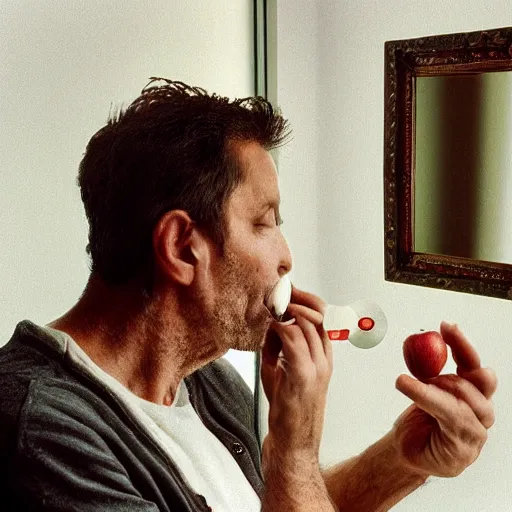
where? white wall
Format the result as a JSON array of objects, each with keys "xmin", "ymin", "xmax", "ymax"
[
  {"xmin": 273, "ymin": 1, "xmax": 512, "ymax": 510},
  {"xmin": 0, "ymin": 0, "xmax": 256, "ymax": 388},
  {"xmin": 3, "ymin": 3, "xmax": 511, "ymax": 509}
]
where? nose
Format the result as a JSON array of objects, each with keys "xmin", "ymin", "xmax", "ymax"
[{"xmin": 278, "ymin": 232, "xmax": 293, "ymax": 276}]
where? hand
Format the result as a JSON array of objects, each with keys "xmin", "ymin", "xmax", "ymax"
[
  {"xmin": 260, "ymin": 286, "xmax": 333, "ymax": 462},
  {"xmin": 392, "ymin": 321, "xmax": 497, "ymax": 478}
]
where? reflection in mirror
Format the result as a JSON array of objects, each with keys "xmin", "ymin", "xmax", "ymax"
[{"xmin": 414, "ymin": 72, "xmax": 512, "ymax": 264}]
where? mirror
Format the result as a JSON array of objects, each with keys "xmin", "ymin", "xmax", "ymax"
[{"xmin": 384, "ymin": 26, "xmax": 512, "ymax": 300}]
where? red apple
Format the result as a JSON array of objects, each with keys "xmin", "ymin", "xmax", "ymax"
[{"xmin": 403, "ymin": 331, "xmax": 448, "ymax": 380}]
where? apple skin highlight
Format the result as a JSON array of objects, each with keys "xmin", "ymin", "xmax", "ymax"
[{"xmin": 403, "ymin": 331, "xmax": 448, "ymax": 380}]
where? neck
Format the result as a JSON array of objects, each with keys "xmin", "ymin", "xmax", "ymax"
[{"xmin": 48, "ymin": 274, "xmax": 222, "ymax": 405}]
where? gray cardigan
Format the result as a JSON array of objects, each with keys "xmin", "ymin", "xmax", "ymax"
[{"xmin": 0, "ymin": 321, "xmax": 263, "ymax": 511}]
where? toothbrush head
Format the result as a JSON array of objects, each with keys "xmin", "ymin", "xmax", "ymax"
[{"xmin": 265, "ymin": 275, "xmax": 292, "ymax": 321}]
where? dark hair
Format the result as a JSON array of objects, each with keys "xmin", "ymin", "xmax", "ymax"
[{"xmin": 78, "ymin": 78, "xmax": 291, "ymax": 285}]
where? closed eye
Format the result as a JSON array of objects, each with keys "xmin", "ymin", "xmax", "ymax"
[{"xmin": 256, "ymin": 209, "xmax": 283, "ymax": 228}]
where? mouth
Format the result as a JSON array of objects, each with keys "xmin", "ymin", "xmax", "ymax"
[
  {"xmin": 265, "ymin": 304, "xmax": 284, "ymax": 322},
  {"xmin": 263, "ymin": 292, "xmax": 282, "ymax": 321}
]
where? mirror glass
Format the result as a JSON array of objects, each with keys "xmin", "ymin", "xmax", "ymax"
[{"xmin": 414, "ymin": 71, "xmax": 512, "ymax": 264}]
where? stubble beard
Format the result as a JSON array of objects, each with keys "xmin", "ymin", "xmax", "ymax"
[{"xmin": 209, "ymin": 250, "xmax": 270, "ymax": 353}]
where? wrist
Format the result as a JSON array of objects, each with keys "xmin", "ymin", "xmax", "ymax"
[
  {"xmin": 261, "ymin": 435, "xmax": 335, "ymax": 512},
  {"xmin": 262, "ymin": 434, "xmax": 321, "ymax": 481},
  {"xmin": 365, "ymin": 431, "xmax": 429, "ymax": 485},
  {"xmin": 323, "ymin": 432, "xmax": 428, "ymax": 512}
]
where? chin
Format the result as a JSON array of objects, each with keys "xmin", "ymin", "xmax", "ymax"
[
  {"xmin": 220, "ymin": 309, "xmax": 271, "ymax": 353},
  {"xmin": 233, "ymin": 326, "xmax": 268, "ymax": 353}
]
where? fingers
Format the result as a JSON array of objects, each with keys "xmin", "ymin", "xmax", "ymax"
[
  {"xmin": 439, "ymin": 322, "xmax": 497, "ymax": 399},
  {"xmin": 267, "ymin": 282, "xmax": 332, "ymax": 372},
  {"xmin": 396, "ymin": 373, "xmax": 494, "ymax": 431},
  {"xmin": 428, "ymin": 374, "xmax": 495, "ymax": 429},
  {"xmin": 278, "ymin": 288, "xmax": 331, "ymax": 363},
  {"xmin": 286, "ymin": 302, "xmax": 323, "ymax": 325},
  {"xmin": 272, "ymin": 317, "xmax": 330, "ymax": 367},
  {"xmin": 457, "ymin": 366, "xmax": 498, "ymax": 400},
  {"xmin": 295, "ymin": 315, "xmax": 331, "ymax": 365},
  {"xmin": 440, "ymin": 321, "xmax": 481, "ymax": 371},
  {"xmin": 396, "ymin": 374, "xmax": 451, "ymax": 423},
  {"xmin": 264, "ymin": 283, "xmax": 330, "ymax": 365},
  {"xmin": 319, "ymin": 321, "xmax": 333, "ymax": 366},
  {"xmin": 271, "ymin": 322, "xmax": 312, "ymax": 367},
  {"xmin": 290, "ymin": 285, "xmax": 327, "ymax": 315}
]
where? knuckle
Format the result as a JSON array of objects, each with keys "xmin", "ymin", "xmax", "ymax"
[
  {"xmin": 447, "ymin": 461, "xmax": 465, "ymax": 478},
  {"xmin": 447, "ymin": 441, "xmax": 479, "ymax": 476},
  {"xmin": 457, "ymin": 419, "xmax": 488, "ymax": 452}
]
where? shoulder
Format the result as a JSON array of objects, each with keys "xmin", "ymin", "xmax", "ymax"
[
  {"xmin": 0, "ymin": 371, "xmax": 124, "ymax": 510},
  {"xmin": 1, "ymin": 374, "xmax": 123, "ymax": 460},
  {"xmin": 0, "ymin": 321, "xmax": 96, "ymax": 434},
  {"xmin": 1, "ymin": 376, "xmax": 164, "ymax": 510},
  {"xmin": 0, "ymin": 322, "xmax": 66, "ymax": 461},
  {"xmin": 0, "ymin": 322, "xmax": 127, "ymax": 460}
]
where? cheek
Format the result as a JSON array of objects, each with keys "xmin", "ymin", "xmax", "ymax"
[
  {"xmin": 231, "ymin": 251, "xmax": 269, "ymax": 297},
  {"xmin": 255, "ymin": 233, "xmax": 287, "ymax": 270},
  {"xmin": 243, "ymin": 255, "xmax": 265, "ymax": 282},
  {"xmin": 227, "ymin": 228, "xmax": 284, "ymax": 284}
]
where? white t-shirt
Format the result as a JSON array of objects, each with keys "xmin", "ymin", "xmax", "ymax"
[{"xmin": 42, "ymin": 326, "xmax": 261, "ymax": 512}]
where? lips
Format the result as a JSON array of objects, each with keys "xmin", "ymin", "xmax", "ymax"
[{"xmin": 263, "ymin": 291, "xmax": 281, "ymax": 321}]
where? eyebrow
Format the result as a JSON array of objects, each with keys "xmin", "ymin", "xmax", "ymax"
[{"xmin": 260, "ymin": 199, "xmax": 280, "ymax": 213}]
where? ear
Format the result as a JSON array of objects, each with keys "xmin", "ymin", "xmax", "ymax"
[{"xmin": 152, "ymin": 210, "xmax": 209, "ymax": 286}]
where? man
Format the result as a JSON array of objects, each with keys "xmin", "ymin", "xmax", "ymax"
[{"xmin": 0, "ymin": 79, "xmax": 496, "ymax": 511}]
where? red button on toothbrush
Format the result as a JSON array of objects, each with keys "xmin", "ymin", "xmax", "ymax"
[
  {"xmin": 358, "ymin": 317, "xmax": 375, "ymax": 331},
  {"xmin": 327, "ymin": 329, "xmax": 350, "ymax": 341}
]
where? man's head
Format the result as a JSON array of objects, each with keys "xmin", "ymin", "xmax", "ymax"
[
  {"xmin": 78, "ymin": 78, "xmax": 290, "ymax": 288},
  {"xmin": 77, "ymin": 79, "xmax": 293, "ymax": 353}
]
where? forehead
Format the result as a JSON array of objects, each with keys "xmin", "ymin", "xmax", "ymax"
[{"xmin": 227, "ymin": 141, "xmax": 280, "ymax": 215}]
